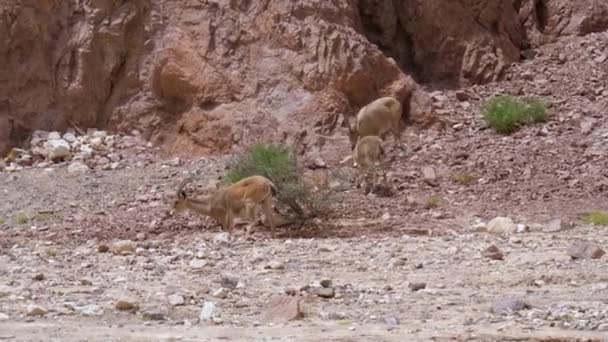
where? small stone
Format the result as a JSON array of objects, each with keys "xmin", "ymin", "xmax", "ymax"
[
  {"xmin": 266, "ymin": 261, "xmax": 285, "ymax": 270},
  {"xmin": 46, "ymin": 139, "xmax": 71, "ymax": 161},
  {"xmin": 491, "ymin": 297, "xmax": 530, "ymax": 315},
  {"xmin": 32, "ymin": 273, "xmax": 45, "ymax": 281},
  {"xmin": 455, "ymin": 91, "xmax": 469, "ymax": 101},
  {"xmin": 580, "ymin": 117, "xmax": 597, "ymax": 135},
  {"xmin": 567, "ymin": 241, "xmax": 605, "ymax": 260},
  {"xmin": 199, "ymin": 301, "xmax": 217, "ymax": 321},
  {"xmin": 97, "ymin": 244, "xmax": 109, "ymax": 253},
  {"xmin": 63, "ymin": 132, "xmax": 77, "ymax": 143},
  {"xmin": 220, "ymin": 274, "xmax": 239, "ymax": 289},
  {"xmin": 284, "ymin": 287, "xmax": 297, "ymax": 296},
  {"xmin": 408, "ymin": 282, "xmax": 426, "ymax": 292},
  {"xmin": 48, "ymin": 131, "xmax": 61, "ymax": 140},
  {"xmin": 141, "ymin": 307, "xmax": 166, "ymax": 321},
  {"xmin": 213, "ymin": 232, "xmax": 230, "ymax": 245},
  {"xmin": 212, "ymin": 288, "xmax": 229, "ymax": 299},
  {"xmin": 0, "ymin": 312, "xmax": 8, "ymax": 321},
  {"xmin": 67, "ymin": 161, "xmax": 90, "ymax": 173},
  {"xmin": 168, "ymin": 294, "xmax": 185, "ymax": 306},
  {"xmin": 312, "ymin": 287, "xmax": 335, "ymax": 299},
  {"xmin": 543, "ymin": 219, "xmax": 573, "ymax": 233},
  {"xmin": 263, "ymin": 295, "xmax": 304, "ymax": 322},
  {"xmin": 115, "ymin": 299, "xmax": 139, "ymax": 311},
  {"xmin": 384, "ymin": 315, "xmax": 400, "ymax": 326},
  {"xmin": 26, "ymin": 305, "xmax": 47, "ymax": 317},
  {"xmin": 481, "ymin": 245, "xmax": 504, "ymax": 260},
  {"xmin": 75, "ymin": 304, "xmax": 103, "ymax": 316},
  {"xmin": 110, "ymin": 240, "xmax": 136, "ymax": 255},
  {"xmin": 421, "ymin": 166, "xmax": 438, "ymax": 186},
  {"xmin": 319, "ymin": 279, "xmax": 332, "ymax": 288},
  {"xmin": 189, "ymin": 259, "xmax": 208, "ymax": 270}
]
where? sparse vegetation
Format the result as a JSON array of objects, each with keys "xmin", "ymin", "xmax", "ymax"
[
  {"xmin": 424, "ymin": 195, "xmax": 441, "ymax": 209},
  {"xmin": 32, "ymin": 212, "xmax": 52, "ymax": 222},
  {"xmin": 451, "ymin": 171, "xmax": 479, "ymax": 185},
  {"xmin": 482, "ymin": 95, "xmax": 547, "ymax": 134},
  {"xmin": 0, "ymin": 216, "xmax": 5, "ymax": 225},
  {"xmin": 581, "ymin": 210, "xmax": 608, "ymax": 226},
  {"xmin": 13, "ymin": 213, "xmax": 29, "ymax": 224},
  {"xmin": 225, "ymin": 143, "xmax": 336, "ymax": 221}
]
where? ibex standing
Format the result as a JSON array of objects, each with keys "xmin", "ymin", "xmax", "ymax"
[
  {"xmin": 353, "ymin": 135, "xmax": 384, "ymax": 169},
  {"xmin": 346, "ymin": 96, "xmax": 403, "ymax": 151},
  {"xmin": 171, "ymin": 175, "xmax": 278, "ymax": 237}
]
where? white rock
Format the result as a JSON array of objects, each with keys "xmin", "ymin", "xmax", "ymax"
[
  {"xmin": 75, "ymin": 304, "xmax": 103, "ymax": 316},
  {"xmin": 46, "ymin": 139, "xmax": 71, "ymax": 161},
  {"xmin": 0, "ymin": 312, "xmax": 8, "ymax": 321},
  {"xmin": 168, "ymin": 294, "xmax": 185, "ymax": 306},
  {"xmin": 212, "ymin": 288, "xmax": 229, "ymax": 299},
  {"xmin": 199, "ymin": 301, "xmax": 217, "ymax": 321},
  {"xmin": 48, "ymin": 131, "xmax": 61, "ymax": 140},
  {"xmin": 89, "ymin": 137, "xmax": 104, "ymax": 149},
  {"xmin": 189, "ymin": 259, "xmax": 208, "ymax": 270},
  {"xmin": 213, "ymin": 232, "xmax": 230, "ymax": 245},
  {"xmin": 67, "ymin": 161, "xmax": 90, "ymax": 173},
  {"xmin": 62, "ymin": 132, "xmax": 77, "ymax": 143},
  {"xmin": 486, "ymin": 217, "xmax": 517, "ymax": 235},
  {"xmin": 92, "ymin": 131, "xmax": 108, "ymax": 139}
]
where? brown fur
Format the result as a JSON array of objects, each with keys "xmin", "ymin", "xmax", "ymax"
[
  {"xmin": 353, "ymin": 135, "xmax": 384, "ymax": 169},
  {"xmin": 171, "ymin": 175, "xmax": 277, "ymax": 237},
  {"xmin": 346, "ymin": 96, "xmax": 403, "ymax": 150}
]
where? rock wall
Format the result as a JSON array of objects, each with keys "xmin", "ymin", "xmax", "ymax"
[{"xmin": 1, "ymin": 0, "xmax": 608, "ymax": 156}]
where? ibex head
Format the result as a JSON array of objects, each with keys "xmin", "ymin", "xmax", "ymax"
[{"xmin": 171, "ymin": 178, "xmax": 194, "ymax": 214}]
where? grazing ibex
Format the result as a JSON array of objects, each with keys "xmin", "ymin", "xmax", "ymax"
[
  {"xmin": 353, "ymin": 135, "xmax": 384, "ymax": 169},
  {"xmin": 171, "ymin": 175, "xmax": 278, "ymax": 237},
  {"xmin": 346, "ymin": 96, "xmax": 403, "ymax": 151}
]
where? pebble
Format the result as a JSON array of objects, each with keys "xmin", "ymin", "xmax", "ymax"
[
  {"xmin": 312, "ymin": 287, "xmax": 335, "ymax": 298},
  {"xmin": 168, "ymin": 294, "xmax": 185, "ymax": 306},
  {"xmin": 265, "ymin": 261, "xmax": 285, "ymax": 270},
  {"xmin": 481, "ymin": 245, "xmax": 504, "ymax": 260},
  {"xmin": 189, "ymin": 259, "xmax": 208, "ymax": 270},
  {"xmin": 212, "ymin": 288, "xmax": 229, "ymax": 299},
  {"xmin": 0, "ymin": 313, "xmax": 8, "ymax": 321},
  {"xmin": 491, "ymin": 297, "xmax": 530, "ymax": 315},
  {"xmin": 67, "ymin": 161, "xmax": 90, "ymax": 173},
  {"xmin": 220, "ymin": 274, "xmax": 239, "ymax": 289},
  {"xmin": 115, "ymin": 299, "xmax": 139, "ymax": 311},
  {"xmin": 409, "ymin": 282, "xmax": 427, "ymax": 292}
]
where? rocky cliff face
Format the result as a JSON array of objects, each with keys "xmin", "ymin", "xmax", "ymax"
[{"xmin": 1, "ymin": 0, "xmax": 607, "ymax": 156}]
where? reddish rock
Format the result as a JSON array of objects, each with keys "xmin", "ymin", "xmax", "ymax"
[
  {"xmin": 263, "ymin": 295, "xmax": 304, "ymax": 322},
  {"xmin": 482, "ymin": 245, "xmax": 504, "ymax": 261}
]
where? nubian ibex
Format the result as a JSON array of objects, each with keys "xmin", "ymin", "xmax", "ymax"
[
  {"xmin": 353, "ymin": 135, "xmax": 385, "ymax": 169},
  {"xmin": 345, "ymin": 96, "xmax": 403, "ymax": 151},
  {"xmin": 171, "ymin": 175, "xmax": 278, "ymax": 237}
]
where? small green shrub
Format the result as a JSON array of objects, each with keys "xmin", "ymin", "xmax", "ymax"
[
  {"xmin": 450, "ymin": 172, "xmax": 479, "ymax": 185},
  {"xmin": 581, "ymin": 210, "xmax": 608, "ymax": 226},
  {"xmin": 0, "ymin": 217, "xmax": 5, "ymax": 225},
  {"xmin": 424, "ymin": 195, "xmax": 441, "ymax": 209},
  {"xmin": 13, "ymin": 213, "xmax": 29, "ymax": 224},
  {"xmin": 225, "ymin": 143, "xmax": 335, "ymax": 221},
  {"xmin": 482, "ymin": 95, "xmax": 547, "ymax": 134}
]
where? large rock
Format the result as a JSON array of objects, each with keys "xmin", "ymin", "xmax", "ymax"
[
  {"xmin": 517, "ymin": 0, "xmax": 608, "ymax": 47},
  {"xmin": 46, "ymin": 139, "xmax": 71, "ymax": 161}
]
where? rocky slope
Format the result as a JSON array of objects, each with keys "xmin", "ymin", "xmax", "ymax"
[{"xmin": 3, "ymin": 0, "xmax": 608, "ymax": 158}]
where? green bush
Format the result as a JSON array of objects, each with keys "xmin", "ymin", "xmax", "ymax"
[
  {"xmin": 224, "ymin": 143, "xmax": 334, "ymax": 221},
  {"xmin": 482, "ymin": 95, "xmax": 547, "ymax": 134},
  {"xmin": 581, "ymin": 210, "xmax": 608, "ymax": 226}
]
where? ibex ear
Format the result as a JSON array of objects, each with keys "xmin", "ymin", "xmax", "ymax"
[{"xmin": 179, "ymin": 190, "xmax": 186, "ymax": 199}]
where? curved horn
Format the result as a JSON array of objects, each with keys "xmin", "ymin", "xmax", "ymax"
[{"xmin": 176, "ymin": 178, "xmax": 193, "ymax": 198}]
